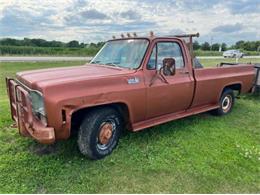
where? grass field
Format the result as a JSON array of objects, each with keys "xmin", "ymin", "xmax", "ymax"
[
  {"xmin": 201, "ymin": 58, "xmax": 260, "ymax": 67},
  {"xmin": 0, "ymin": 59, "xmax": 259, "ymax": 193}
]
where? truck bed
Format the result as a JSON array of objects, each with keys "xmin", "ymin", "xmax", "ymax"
[{"xmin": 191, "ymin": 64, "xmax": 255, "ymax": 108}]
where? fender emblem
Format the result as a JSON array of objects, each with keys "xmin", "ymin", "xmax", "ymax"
[{"xmin": 127, "ymin": 77, "xmax": 140, "ymax": 84}]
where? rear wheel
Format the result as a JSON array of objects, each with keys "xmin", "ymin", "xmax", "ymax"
[
  {"xmin": 77, "ymin": 107, "xmax": 123, "ymax": 159},
  {"xmin": 211, "ymin": 88, "xmax": 235, "ymax": 116}
]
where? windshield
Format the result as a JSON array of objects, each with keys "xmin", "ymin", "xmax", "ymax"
[{"xmin": 90, "ymin": 39, "xmax": 149, "ymax": 69}]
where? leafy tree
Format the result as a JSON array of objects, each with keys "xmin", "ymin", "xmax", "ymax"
[
  {"xmin": 23, "ymin": 38, "xmax": 32, "ymax": 46},
  {"xmin": 30, "ymin": 39, "xmax": 48, "ymax": 47},
  {"xmin": 193, "ymin": 41, "xmax": 200, "ymax": 50},
  {"xmin": 90, "ymin": 43, "xmax": 97, "ymax": 48},
  {"xmin": 67, "ymin": 40, "xmax": 80, "ymax": 48},
  {"xmin": 221, "ymin": 43, "xmax": 227, "ymax": 51},
  {"xmin": 235, "ymin": 40, "xmax": 245, "ymax": 49},
  {"xmin": 257, "ymin": 41, "xmax": 260, "ymax": 51},
  {"xmin": 79, "ymin": 43, "xmax": 85, "ymax": 48},
  {"xmin": 49, "ymin": 40, "xmax": 64, "ymax": 47},
  {"xmin": 201, "ymin": 42, "xmax": 210, "ymax": 51},
  {"xmin": 234, "ymin": 40, "xmax": 260, "ymax": 51},
  {"xmin": 211, "ymin": 43, "xmax": 220, "ymax": 51},
  {"xmin": 0, "ymin": 38, "xmax": 22, "ymax": 46},
  {"xmin": 96, "ymin": 42, "xmax": 105, "ymax": 48}
]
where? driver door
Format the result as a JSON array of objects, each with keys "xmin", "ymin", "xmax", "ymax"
[{"xmin": 145, "ymin": 40, "xmax": 195, "ymax": 119}]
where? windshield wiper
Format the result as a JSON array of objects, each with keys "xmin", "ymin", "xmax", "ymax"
[
  {"xmin": 90, "ymin": 60, "xmax": 101, "ymax": 64},
  {"xmin": 105, "ymin": 62, "xmax": 120, "ymax": 67}
]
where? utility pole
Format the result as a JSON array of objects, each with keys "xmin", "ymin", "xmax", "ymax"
[{"xmin": 210, "ymin": 36, "xmax": 213, "ymax": 51}]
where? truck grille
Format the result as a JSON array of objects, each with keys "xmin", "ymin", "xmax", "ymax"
[
  {"xmin": 7, "ymin": 79, "xmax": 18, "ymax": 122},
  {"xmin": 6, "ymin": 79, "xmax": 32, "ymax": 135}
]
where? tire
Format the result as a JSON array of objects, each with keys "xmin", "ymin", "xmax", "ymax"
[
  {"xmin": 211, "ymin": 88, "xmax": 235, "ymax": 116},
  {"xmin": 77, "ymin": 107, "xmax": 123, "ymax": 160}
]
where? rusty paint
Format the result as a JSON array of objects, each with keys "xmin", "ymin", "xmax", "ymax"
[{"xmin": 99, "ymin": 122, "xmax": 113, "ymax": 145}]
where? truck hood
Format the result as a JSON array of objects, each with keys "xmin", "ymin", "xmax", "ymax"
[{"xmin": 16, "ymin": 64, "xmax": 136, "ymax": 89}]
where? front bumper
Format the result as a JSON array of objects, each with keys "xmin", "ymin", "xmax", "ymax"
[
  {"xmin": 254, "ymin": 64, "xmax": 260, "ymax": 88},
  {"xmin": 6, "ymin": 78, "xmax": 55, "ymax": 144}
]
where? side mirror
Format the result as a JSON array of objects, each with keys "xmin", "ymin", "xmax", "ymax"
[{"xmin": 162, "ymin": 58, "xmax": 176, "ymax": 76}]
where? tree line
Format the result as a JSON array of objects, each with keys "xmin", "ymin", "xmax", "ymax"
[
  {"xmin": 0, "ymin": 37, "xmax": 259, "ymax": 56},
  {"xmin": 193, "ymin": 40, "xmax": 260, "ymax": 51},
  {"xmin": 0, "ymin": 38, "xmax": 105, "ymax": 48},
  {"xmin": 0, "ymin": 37, "xmax": 259, "ymax": 51}
]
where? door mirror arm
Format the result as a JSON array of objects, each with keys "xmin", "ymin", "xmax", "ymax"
[
  {"xmin": 149, "ymin": 57, "xmax": 175, "ymax": 87},
  {"xmin": 159, "ymin": 67, "xmax": 169, "ymax": 84},
  {"xmin": 149, "ymin": 66, "xmax": 169, "ymax": 87}
]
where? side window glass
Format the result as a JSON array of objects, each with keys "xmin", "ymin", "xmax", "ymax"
[
  {"xmin": 147, "ymin": 46, "xmax": 156, "ymax": 69},
  {"xmin": 157, "ymin": 42, "xmax": 184, "ymax": 69}
]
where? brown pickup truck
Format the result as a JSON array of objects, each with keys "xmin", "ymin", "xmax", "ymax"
[{"xmin": 6, "ymin": 33, "xmax": 256, "ymax": 159}]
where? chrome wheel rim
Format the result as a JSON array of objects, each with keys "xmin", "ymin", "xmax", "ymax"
[{"xmin": 222, "ymin": 95, "xmax": 232, "ymax": 113}]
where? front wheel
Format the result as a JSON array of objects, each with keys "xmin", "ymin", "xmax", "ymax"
[
  {"xmin": 77, "ymin": 107, "xmax": 123, "ymax": 159},
  {"xmin": 211, "ymin": 88, "xmax": 235, "ymax": 116}
]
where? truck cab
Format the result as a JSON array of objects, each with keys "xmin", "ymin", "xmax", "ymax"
[{"xmin": 6, "ymin": 33, "xmax": 255, "ymax": 159}]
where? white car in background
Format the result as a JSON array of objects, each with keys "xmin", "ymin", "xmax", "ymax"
[{"xmin": 223, "ymin": 50, "xmax": 244, "ymax": 58}]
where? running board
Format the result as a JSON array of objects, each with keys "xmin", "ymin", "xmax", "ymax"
[{"xmin": 132, "ymin": 104, "xmax": 219, "ymax": 131}]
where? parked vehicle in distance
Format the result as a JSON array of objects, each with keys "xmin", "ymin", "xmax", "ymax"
[
  {"xmin": 223, "ymin": 50, "xmax": 244, "ymax": 58},
  {"xmin": 6, "ymin": 32, "xmax": 256, "ymax": 159}
]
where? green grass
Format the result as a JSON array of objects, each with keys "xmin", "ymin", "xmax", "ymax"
[
  {"xmin": 199, "ymin": 58, "xmax": 260, "ymax": 68},
  {"xmin": 194, "ymin": 50, "xmax": 260, "ymax": 56},
  {"xmin": 0, "ymin": 60, "xmax": 259, "ymax": 193}
]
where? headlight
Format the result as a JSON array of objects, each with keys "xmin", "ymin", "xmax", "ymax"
[{"xmin": 29, "ymin": 91, "xmax": 47, "ymax": 124}]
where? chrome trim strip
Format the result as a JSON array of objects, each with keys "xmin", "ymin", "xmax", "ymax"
[{"xmin": 13, "ymin": 79, "xmax": 43, "ymax": 96}]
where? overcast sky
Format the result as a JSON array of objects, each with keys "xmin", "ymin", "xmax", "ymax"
[{"xmin": 0, "ymin": 0, "xmax": 259, "ymax": 45}]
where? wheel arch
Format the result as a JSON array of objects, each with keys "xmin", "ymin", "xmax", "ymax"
[
  {"xmin": 219, "ymin": 82, "xmax": 242, "ymax": 99},
  {"xmin": 70, "ymin": 102, "xmax": 132, "ymax": 135}
]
